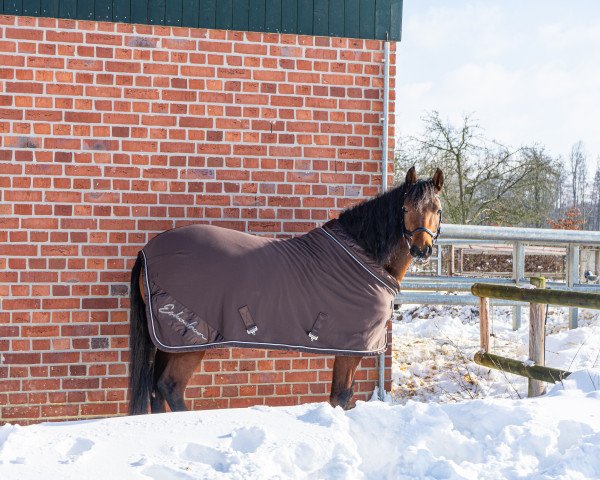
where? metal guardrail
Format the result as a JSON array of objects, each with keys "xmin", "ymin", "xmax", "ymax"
[
  {"xmin": 401, "ymin": 276, "xmax": 600, "ymax": 292},
  {"xmin": 440, "ymin": 223, "xmax": 600, "ymax": 245},
  {"xmin": 397, "ymin": 223, "xmax": 600, "ymax": 329}
]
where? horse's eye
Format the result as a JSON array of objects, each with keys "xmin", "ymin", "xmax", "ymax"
[{"xmin": 402, "ymin": 207, "xmax": 408, "ymax": 213}]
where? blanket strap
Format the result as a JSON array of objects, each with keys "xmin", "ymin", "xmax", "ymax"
[
  {"xmin": 238, "ymin": 306, "xmax": 258, "ymax": 335},
  {"xmin": 308, "ymin": 312, "xmax": 328, "ymax": 342}
]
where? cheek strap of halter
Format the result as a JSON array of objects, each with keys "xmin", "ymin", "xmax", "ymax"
[{"xmin": 402, "ymin": 210, "xmax": 443, "ymax": 247}]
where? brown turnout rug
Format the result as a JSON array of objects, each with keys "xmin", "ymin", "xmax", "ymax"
[{"xmin": 140, "ymin": 220, "xmax": 399, "ymax": 356}]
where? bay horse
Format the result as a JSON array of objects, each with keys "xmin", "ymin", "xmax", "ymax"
[{"xmin": 128, "ymin": 166, "xmax": 443, "ymax": 414}]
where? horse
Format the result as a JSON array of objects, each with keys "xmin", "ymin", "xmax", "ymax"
[{"xmin": 128, "ymin": 166, "xmax": 444, "ymax": 415}]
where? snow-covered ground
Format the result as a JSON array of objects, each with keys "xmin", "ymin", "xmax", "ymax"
[
  {"xmin": 1, "ymin": 377, "xmax": 600, "ymax": 480},
  {"xmin": 391, "ymin": 304, "xmax": 600, "ymax": 402},
  {"xmin": 1, "ymin": 304, "xmax": 600, "ymax": 479}
]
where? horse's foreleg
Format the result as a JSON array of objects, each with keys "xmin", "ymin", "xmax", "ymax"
[
  {"xmin": 329, "ymin": 355, "xmax": 362, "ymax": 410},
  {"xmin": 156, "ymin": 351, "xmax": 204, "ymax": 412}
]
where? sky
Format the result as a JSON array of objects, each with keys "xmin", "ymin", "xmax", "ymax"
[{"xmin": 395, "ymin": 0, "xmax": 600, "ymax": 171}]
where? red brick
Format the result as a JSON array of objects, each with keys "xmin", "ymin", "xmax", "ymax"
[
  {"xmin": 6, "ymin": 82, "xmax": 44, "ymax": 94},
  {"xmin": 2, "ymin": 406, "xmax": 41, "ymax": 420},
  {"xmin": 0, "ymin": 68, "xmax": 14, "ymax": 79},
  {"xmin": 0, "ymin": 108, "xmax": 23, "ymax": 120},
  {"xmin": 143, "ymin": 63, "xmax": 178, "ymax": 75},
  {"xmin": 64, "ymin": 111, "xmax": 101, "ymax": 123},
  {"xmin": 86, "ymin": 86, "xmax": 122, "ymax": 98},
  {"xmin": 181, "ymin": 65, "xmax": 215, "ymax": 77},
  {"xmin": 27, "ymin": 56, "xmax": 64, "ymax": 69},
  {"xmin": 25, "ymin": 110, "xmax": 63, "ymax": 122},
  {"xmin": 3, "ymin": 353, "xmax": 41, "ymax": 364},
  {"xmin": 103, "ymin": 113, "xmax": 139, "ymax": 125},
  {"xmin": 41, "ymin": 404, "xmax": 81, "ymax": 418},
  {"xmin": 46, "ymin": 30, "xmax": 83, "ymax": 43},
  {"xmin": 198, "ymin": 41, "xmax": 231, "ymax": 52},
  {"xmin": 162, "ymin": 89, "xmax": 197, "ymax": 102},
  {"xmin": 0, "ymin": 54, "xmax": 24, "ymax": 68},
  {"xmin": 0, "ymin": 39, "xmax": 16, "ymax": 52},
  {"xmin": 124, "ymin": 88, "xmax": 159, "ymax": 100},
  {"xmin": 67, "ymin": 58, "xmax": 103, "ymax": 71},
  {"xmin": 105, "ymin": 61, "xmax": 140, "ymax": 73},
  {"xmin": 86, "ymin": 33, "xmax": 122, "ymax": 46},
  {"xmin": 6, "ymin": 28, "xmax": 44, "ymax": 41}
]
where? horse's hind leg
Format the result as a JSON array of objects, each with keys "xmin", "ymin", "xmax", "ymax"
[
  {"xmin": 156, "ymin": 351, "xmax": 205, "ymax": 412},
  {"xmin": 330, "ymin": 355, "xmax": 362, "ymax": 410},
  {"xmin": 150, "ymin": 350, "xmax": 169, "ymax": 413}
]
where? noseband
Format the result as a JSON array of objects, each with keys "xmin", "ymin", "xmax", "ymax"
[{"xmin": 401, "ymin": 207, "xmax": 442, "ymax": 251}]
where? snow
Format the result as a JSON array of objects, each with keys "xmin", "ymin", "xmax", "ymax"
[
  {"xmin": 1, "ymin": 390, "xmax": 600, "ymax": 479},
  {"xmin": 1, "ymin": 304, "xmax": 599, "ymax": 479},
  {"xmin": 392, "ymin": 304, "xmax": 600, "ymax": 402}
]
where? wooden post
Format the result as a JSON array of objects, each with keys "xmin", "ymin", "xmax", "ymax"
[
  {"xmin": 449, "ymin": 245, "xmax": 455, "ymax": 276},
  {"xmin": 528, "ymin": 276, "xmax": 547, "ymax": 397},
  {"xmin": 479, "ymin": 296, "xmax": 490, "ymax": 353}
]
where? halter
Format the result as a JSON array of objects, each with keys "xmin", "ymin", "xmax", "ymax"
[{"xmin": 401, "ymin": 207, "xmax": 442, "ymax": 251}]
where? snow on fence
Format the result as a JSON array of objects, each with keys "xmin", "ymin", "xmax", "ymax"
[{"xmin": 471, "ymin": 278, "xmax": 600, "ymax": 396}]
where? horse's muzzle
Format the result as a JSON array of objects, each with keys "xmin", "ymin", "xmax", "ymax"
[{"xmin": 410, "ymin": 244, "xmax": 432, "ymax": 262}]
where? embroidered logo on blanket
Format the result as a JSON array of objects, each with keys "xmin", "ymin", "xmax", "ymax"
[{"xmin": 159, "ymin": 304, "xmax": 207, "ymax": 341}]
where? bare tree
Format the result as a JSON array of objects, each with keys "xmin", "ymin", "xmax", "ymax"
[
  {"xmin": 590, "ymin": 161, "xmax": 600, "ymax": 230},
  {"xmin": 555, "ymin": 160, "xmax": 569, "ymax": 211},
  {"xmin": 569, "ymin": 141, "xmax": 588, "ymax": 209},
  {"xmin": 395, "ymin": 111, "xmax": 545, "ymax": 226},
  {"xmin": 516, "ymin": 146, "xmax": 561, "ymax": 227}
]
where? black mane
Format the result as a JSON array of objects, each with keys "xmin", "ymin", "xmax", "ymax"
[{"xmin": 337, "ymin": 179, "xmax": 438, "ymax": 265}]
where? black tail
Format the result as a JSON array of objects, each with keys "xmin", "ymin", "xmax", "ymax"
[{"xmin": 128, "ymin": 253, "xmax": 155, "ymax": 415}]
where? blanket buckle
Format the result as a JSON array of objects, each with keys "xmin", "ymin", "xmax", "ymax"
[
  {"xmin": 307, "ymin": 312, "xmax": 327, "ymax": 342},
  {"xmin": 239, "ymin": 306, "xmax": 259, "ymax": 336},
  {"xmin": 246, "ymin": 325, "xmax": 258, "ymax": 335}
]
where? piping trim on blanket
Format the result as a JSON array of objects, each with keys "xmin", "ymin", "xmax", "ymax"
[
  {"xmin": 141, "ymin": 249, "xmax": 177, "ymax": 352},
  {"xmin": 320, "ymin": 227, "xmax": 398, "ymax": 294}
]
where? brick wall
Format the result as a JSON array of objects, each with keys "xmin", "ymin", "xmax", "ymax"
[{"xmin": 0, "ymin": 14, "xmax": 396, "ymax": 424}]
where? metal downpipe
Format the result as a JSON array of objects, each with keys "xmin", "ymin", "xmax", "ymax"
[{"xmin": 378, "ymin": 40, "xmax": 391, "ymax": 401}]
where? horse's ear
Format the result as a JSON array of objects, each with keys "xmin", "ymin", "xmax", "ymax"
[
  {"xmin": 432, "ymin": 168, "xmax": 444, "ymax": 192},
  {"xmin": 405, "ymin": 166, "xmax": 417, "ymax": 186}
]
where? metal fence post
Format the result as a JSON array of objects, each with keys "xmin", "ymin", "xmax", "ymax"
[
  {"xmin": 567, "ymin": 244, "xmax": 580, "ymax": 328},
  {"xmin": 378, "ymin": 352, "xmax": 385, "ymax": 401},
  {"xmin": 512, "ymin": 241, "xmax": 525, "ymax": 330}
]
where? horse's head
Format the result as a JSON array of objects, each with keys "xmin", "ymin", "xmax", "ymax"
[
  {"xmin": 401, "ymin": 166, "xmax": 444, "ymax": 263},
  {"xmin": 336, "ymin": 165, "xmax": 444, "ymax": 280}
]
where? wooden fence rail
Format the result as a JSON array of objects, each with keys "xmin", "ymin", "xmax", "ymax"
[
  {"xmin": 471, "ymin": 283, "xmax": 600, "ymax": 309},
  {"xmin": 473, "ymin": 352, "xmax": 571, "ymax": 384}
]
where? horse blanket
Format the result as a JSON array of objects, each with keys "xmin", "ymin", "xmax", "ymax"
[{"xmin": 140, "ymin": 220, "xmax": 399, "ymax": 356}]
